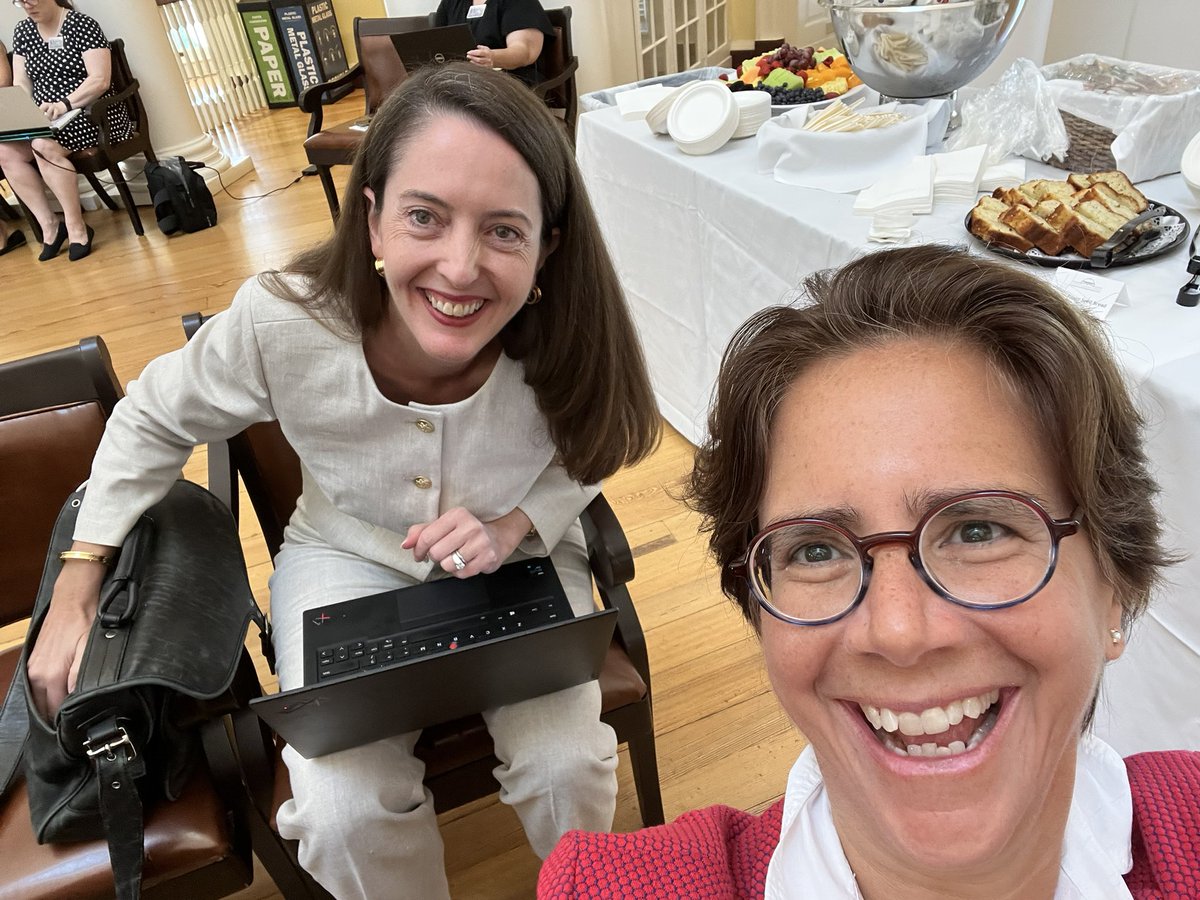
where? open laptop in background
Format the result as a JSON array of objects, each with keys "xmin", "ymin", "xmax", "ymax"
[
  {"xmin": 0, "ymin": 86, "xmax": 80, "ymax": 142},
  {"xmin": 251, "ymin": 557, "xmax": 617, "ymax": 758},
  {"xmin": 389, "ymin": 24, "xmax": 476, "ymax": 73}
]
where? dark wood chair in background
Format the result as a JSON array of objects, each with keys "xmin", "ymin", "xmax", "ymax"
[
  {"xmin": 183, "ymin": 309, "xmax": 665, "ymax": 898},
  {"xmin": 534, "ymin": 7, "xmax": 580, "ymax": 137},
  {"xmin": 0, "ymin": 176, "xmax": 40, "ymax": 244},
  {"xmin": 730, "ymin": 37, "xmax": 787, "ymax": 69},
  {"xmin": 69, "ymin": 38, "xmax": 158, "ymax": 237},
  {"xmin": 0, "ymin": 338, "xmax": 257, "ymax": 900},
  {"xmin": 300, "ymin": 15, "xmax": 434, "ymax": 219}
]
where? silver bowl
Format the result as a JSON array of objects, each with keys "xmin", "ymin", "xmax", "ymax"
[{"xmin": 819, "ymin": 0, "xmax": 1026, "ymax": 99}]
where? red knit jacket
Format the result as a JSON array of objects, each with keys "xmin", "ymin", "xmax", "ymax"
[{"xmin": 539, "ymin": 751, "xmax": 1200, "ymax": 899}]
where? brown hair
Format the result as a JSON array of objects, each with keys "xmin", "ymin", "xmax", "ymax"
[
  {"xmin": 685, "ymin": 244, "xmax": 1175, "ymax": 632},
  {"xmin": 264, "ymin": 62, "xmax": 659, "ymax": 484}
]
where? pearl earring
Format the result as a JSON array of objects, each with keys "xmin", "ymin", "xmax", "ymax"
[{"xmin": 1110, "ymin": 629, "xmax": 1123, "ymax": 644}]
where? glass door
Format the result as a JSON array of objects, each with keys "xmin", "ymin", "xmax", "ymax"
[{"xmin": 637, "ymin": 0, "xmax": 729, "ymax": 77}]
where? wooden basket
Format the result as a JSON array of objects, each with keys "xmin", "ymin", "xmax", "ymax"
[{"xmin": 1047, "ymin": 110, "xmax": 1118, "ymax": 174}]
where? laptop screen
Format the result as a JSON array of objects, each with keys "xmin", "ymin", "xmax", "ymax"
[{"xmin": 388, "ymin": 24, "xmax": 476, "ymax": 72}]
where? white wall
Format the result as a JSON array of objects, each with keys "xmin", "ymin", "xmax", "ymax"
[{"xmin": 1046, "ymin": 0, "xmax": 1199, "ymax": 68}]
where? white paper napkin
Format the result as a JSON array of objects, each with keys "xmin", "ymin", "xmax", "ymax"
[
  {"xmin": 615, "ymin": 85, "xmax": 677, "ymax": 121},
  {"xmin": 931, "ymin": 144, "xmax": 987, "ymax": 203},
  {"xmin": 854, "ymin": 155, "xmax": 935, "ymax": 216},
  {"xmin": 979, "ymin": 158, "xmax": 1028, "ymax": 193}
]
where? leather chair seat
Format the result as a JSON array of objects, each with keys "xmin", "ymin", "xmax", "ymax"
[
  {"xmin": 267, "ymin": 641, "xmax": 648, "ymax": 829},
  {"xmin": 303, "ymin": 122, "xmax": 366, "ymax": 168},
  {"xmin": 0, "ymin": 649, "xmax": 241, "ymax": 900}
]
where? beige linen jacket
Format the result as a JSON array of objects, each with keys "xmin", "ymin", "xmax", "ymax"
[{"xmin": 74, "ymin": 276, "xmax": 597, "ymax": 580}]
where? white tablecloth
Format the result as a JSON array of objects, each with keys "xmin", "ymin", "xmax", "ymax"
[{"xmin": 577, "ymin": 105, "xmax": 1200, "ymax": 755}]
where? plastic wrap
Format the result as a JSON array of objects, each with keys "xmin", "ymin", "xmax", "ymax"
[
  {"xmin": 948, "ymin": 58, "xmax": 1067, "ymax": 164},
  {"xmin": 580, "ymin": 68, "xmax": 734, "ymax": 114},
  {"xmin": 1042, "ymin": 55, "xmax": 1200, "ymax": 96}
]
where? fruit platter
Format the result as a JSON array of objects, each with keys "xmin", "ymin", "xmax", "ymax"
[{"xmin": 722, "ymin": 43, "xmax": 865, "ymax": 109}]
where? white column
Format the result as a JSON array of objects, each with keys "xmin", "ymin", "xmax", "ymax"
[{"xmin": 73, "ymin": 0, "xmax": 254, "ymax": 206}]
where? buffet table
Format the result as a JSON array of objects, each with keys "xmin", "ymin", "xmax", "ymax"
[{"xmin": 577, "ymin": 104, "xmax": 1200, "ymax": 755}]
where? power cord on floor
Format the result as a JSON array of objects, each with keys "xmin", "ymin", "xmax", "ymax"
[{"xmin": 28, "ymin": 146, "xmax": 312, "ymax": 202}]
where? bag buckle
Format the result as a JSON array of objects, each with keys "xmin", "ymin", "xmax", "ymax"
[{"xmin": 84, "ymin": 726, "xmax": 138, "ymax": 762}]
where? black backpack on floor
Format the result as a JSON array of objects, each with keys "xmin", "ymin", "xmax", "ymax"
[{"xmin": 144, "ymin": 157, "xmax": 217, "ymax": 235}]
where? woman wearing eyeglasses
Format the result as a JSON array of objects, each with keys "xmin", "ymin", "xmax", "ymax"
[
  {"xmin": 0, "ymin": 0, "xmax": 131, "ymax": 260},
  {"xmin": 539, "ymin": 245, "xmax": 1200, "ymax": 898}
]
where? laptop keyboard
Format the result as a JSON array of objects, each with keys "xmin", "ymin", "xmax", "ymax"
[{"xmin": 313, "ymin": 596, "xmax": 568, "ymax": 682}]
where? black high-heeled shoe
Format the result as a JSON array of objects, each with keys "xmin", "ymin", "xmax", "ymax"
[
  {"xmin": 38, "ymin": 220, "xmax": 68, "ymax": 261},
  {"xmin": 68, "ymin": 225, "xmax": 95, "ymax": 262},
  {"xmin": 0, "ymin": 229, "xmax": 26, "ymax": 257}
]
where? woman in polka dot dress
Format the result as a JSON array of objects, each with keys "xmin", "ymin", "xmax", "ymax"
[{"xmin": 0, "ymin": 0, "xmax": 131, "ymax": 261}]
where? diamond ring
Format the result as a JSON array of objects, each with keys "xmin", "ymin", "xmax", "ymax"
[{"xmin": 451, "ymin": 550, "xmax": 467, "ymax": 571}]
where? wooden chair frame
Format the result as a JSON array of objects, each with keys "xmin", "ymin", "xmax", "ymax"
[
  {"xmin": 299, "ymin": 15, "xmax": 434, "ymax": 219},
  {"xmin": 69, "ymin": 38, "xmax": 158, "ymax": 237}
]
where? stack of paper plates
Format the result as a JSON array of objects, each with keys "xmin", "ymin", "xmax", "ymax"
[
  {"xmin": 732, "ymin": 90, "xmax": 770, "ymax": 139},
  {"xmin": 645, "ymin": 86, "xmax": 681, "ymax": 135},
  {"xmin": 667, "ymin": 82, "xmax": 738, "ymax": 156}
]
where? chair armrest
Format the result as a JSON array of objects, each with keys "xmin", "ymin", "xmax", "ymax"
[
  {"xmin": 299, "ymin": 64, "xmax": 363, "ymax": 137},
  {"xmin": 532, "ymin": 58, "xmax": 578, "ymax": 99},
  {"xmin": 581, "ymin": 494, "xmax": 651, "ymax": 683},
  {"xmin": 581, "ymin": 493, "xmax": 633, "ymax": 590},
  {"xmin": 81, "ymin": 81, "xmax": 139, "ymax": 154}
]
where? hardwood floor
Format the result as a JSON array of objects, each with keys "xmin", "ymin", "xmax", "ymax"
[{"xmin": 0, "ymin": 95, "xmax": 805, "ymax": 898}]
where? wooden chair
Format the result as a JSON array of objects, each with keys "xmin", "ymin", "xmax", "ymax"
[
  {"xmin": 182, "ymin": 311, "xmax": 665, "ymax": 897},
  {"xmin": 0, "ymin": 177, "xmax": 38, "ymax": 244},
  {"xmin": 300, "ymin": 15, "xmax": 434, "ymax": 219},
  {"xmin": 0, "ymin": 338, "xmax": 256, "ymax": 900},
  {"xmin": 730, "ymin": 38, "xmax": 786, "ymax": 69},
  {"xmin": 534, "ymin": 7, "xmax": 580, "ymax": 137},
  {"xmin": 69, "ymin": 38, "xmax": 158, "ymax": 237}
]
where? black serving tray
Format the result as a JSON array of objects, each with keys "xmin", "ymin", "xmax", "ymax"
[{"xmin": 965, "ymin": 200, "xmax": 1191, "ymax": 269}]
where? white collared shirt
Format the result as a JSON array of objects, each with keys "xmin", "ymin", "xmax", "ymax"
[{"xmin": 765, "ymin": 733, "xmax": 1133, "ymax": 899}]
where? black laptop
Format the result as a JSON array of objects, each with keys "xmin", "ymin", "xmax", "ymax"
[
  {"xmin": 251, "ymin": 557, "xmax": 617, "ymax": 758},
  {"xmin": 389, "ymin": 24, "xmax": 476, "ymax": 72}
]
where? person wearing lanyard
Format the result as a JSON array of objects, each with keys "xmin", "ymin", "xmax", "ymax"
[{"xmin": 434, "ymin": 0, "xmax": 555, "ymax": 86}]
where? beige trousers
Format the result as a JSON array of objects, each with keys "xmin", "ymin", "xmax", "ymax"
[{"xmin": 268, "ymin": 512, "xmax": 617, "ymax": 899}]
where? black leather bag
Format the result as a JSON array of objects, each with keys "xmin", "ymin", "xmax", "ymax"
[{"xmin": 0, "ymin": 479, "xmax": 270, "ymax": 899}]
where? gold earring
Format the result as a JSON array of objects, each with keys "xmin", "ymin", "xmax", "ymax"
[
  {"xmin": 526, "ymin": 285, "xmax": 542, "ymax": 305},
  {"xmin": 1110, "ymin": 629, "xmax": 1123, "ymax": 644},
  {"xmin": 374, "ymin": 258, "xmax": 385, "ymax": 276}
]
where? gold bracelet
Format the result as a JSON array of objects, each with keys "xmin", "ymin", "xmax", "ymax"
[{"xmin": 59, "ymin": 550, "xmax": 113, "ymax": 567}]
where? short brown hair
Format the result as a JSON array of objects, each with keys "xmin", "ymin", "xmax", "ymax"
[
  {"xmin": 264, "ymin": 63, "xmax": 659, "ymax": 484},
  {"xmin": 685, "ymin": 245, "xmax": 1174, "ymax": 631}
]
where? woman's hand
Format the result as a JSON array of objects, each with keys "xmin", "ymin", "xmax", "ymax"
[
  {"xmin": 466, "ymin": 45, "xmax": 497, "ymax": 69},
  {"xmin": 26, "ymin": 554, "xmax": 109, "ymax": 719},
  {"xmin": 403, "ymin": 507, "xmax": 533, "ymax": 577},
  {"xmin": 39, "ymin": 100, "xmax": 69, "ymax": 121}
]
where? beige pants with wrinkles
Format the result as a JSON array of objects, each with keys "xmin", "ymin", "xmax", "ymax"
[{"xmin": 269, "ymin": 510, "xmax": 617, "ymax": 900}]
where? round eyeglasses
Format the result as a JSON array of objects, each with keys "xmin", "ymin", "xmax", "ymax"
[
  {"xmin": 12, "ymin": 0, "xmax": 39, "ymax": 8},
  {"xmin": 731, "ymin": 490, "xmax": 1080, "ymax": 626}
]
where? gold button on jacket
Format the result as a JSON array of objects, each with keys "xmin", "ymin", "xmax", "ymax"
[{"xmin": 413, "ymin": 476, "xmax": 432, "ymax": 489}]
